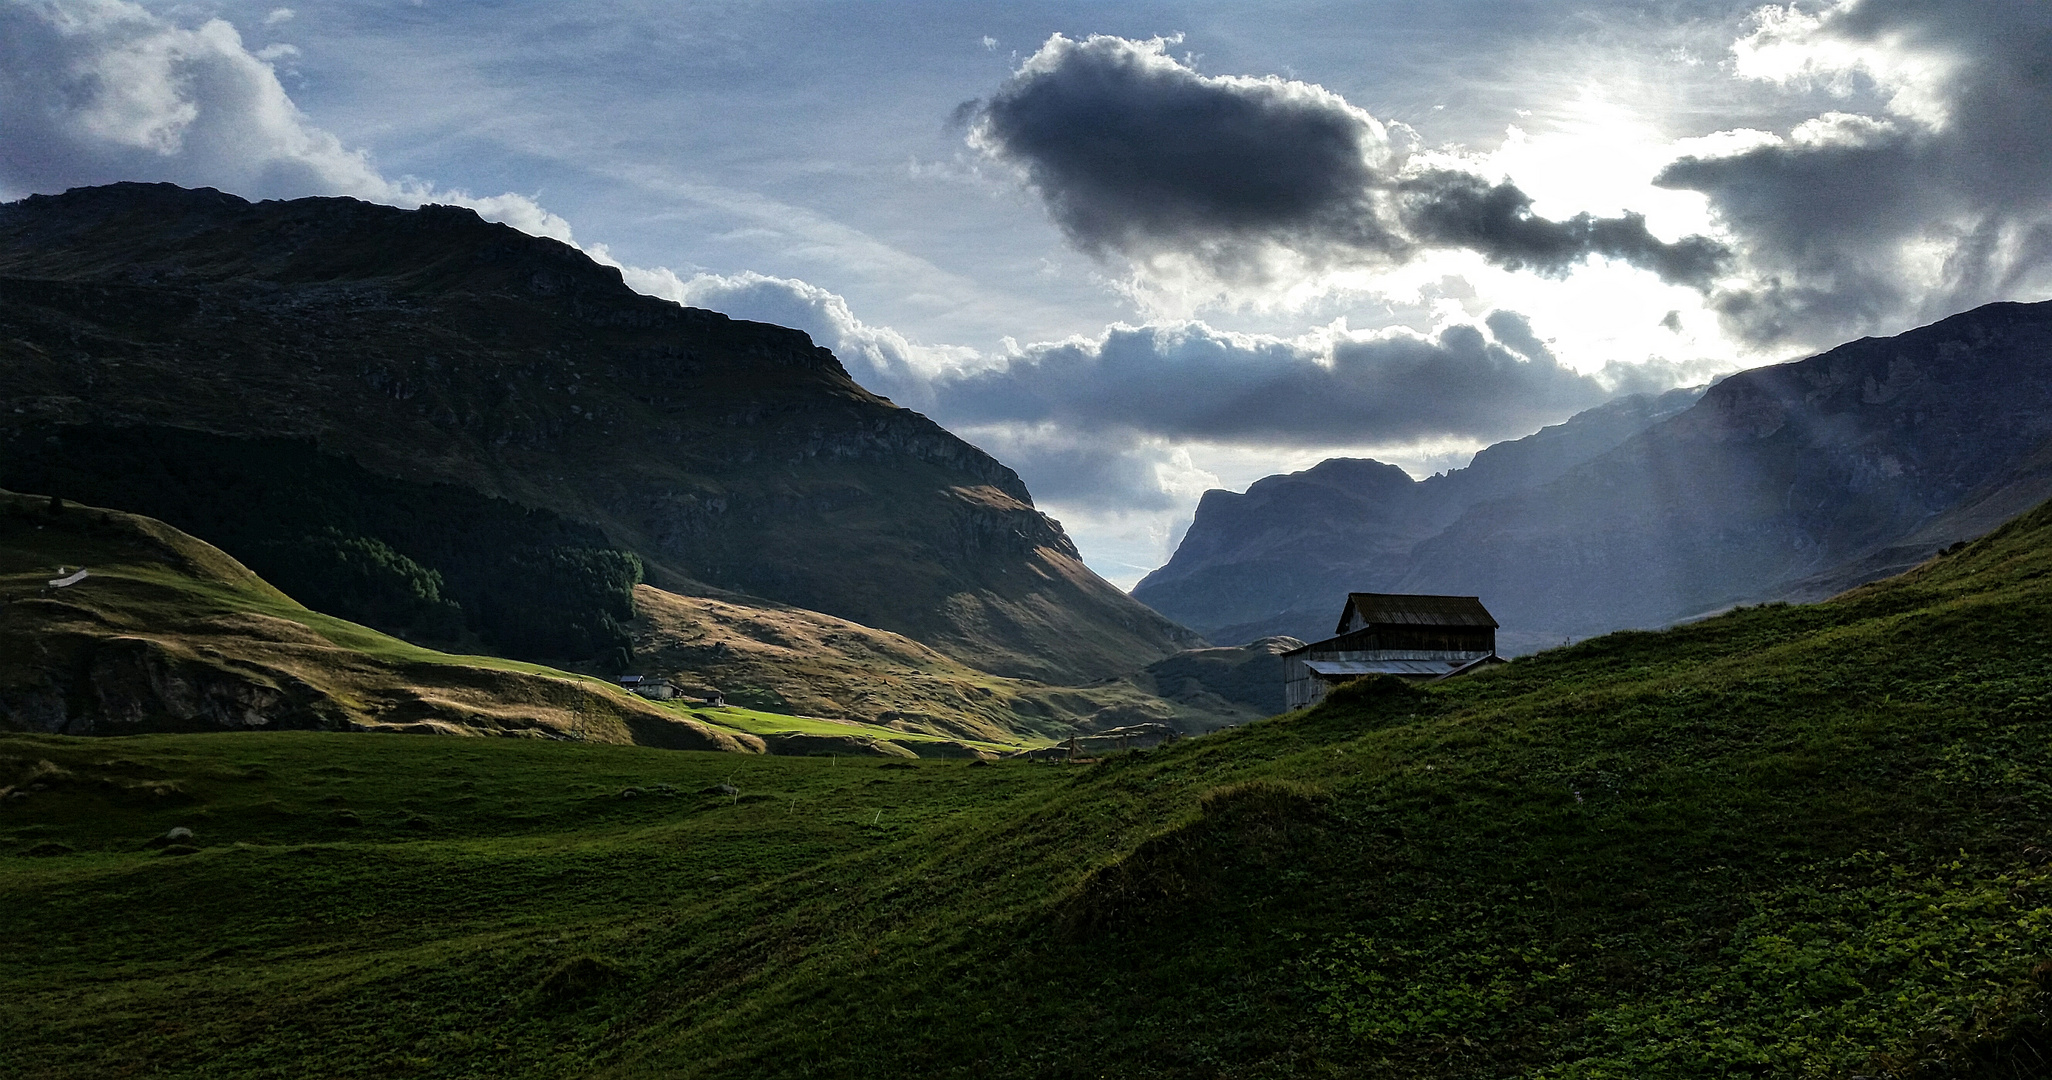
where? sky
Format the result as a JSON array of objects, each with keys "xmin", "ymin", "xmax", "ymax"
[{"xmin": 5, "ymin": 0, "xmax": 2051, "ymax": 586}]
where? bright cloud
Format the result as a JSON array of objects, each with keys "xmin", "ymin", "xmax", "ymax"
[{"xmin": 0, "ymin": 0, "xmax": 571, "ymax": 240}]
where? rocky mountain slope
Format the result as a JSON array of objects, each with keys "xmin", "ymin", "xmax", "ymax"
[
  {"xmin": 0, "ymin": 183, "xmax": 1198, "ymax": 683},
  {"xmin": 1141, "ymin": 299, "xmax": 2052, "ymax": 652},
  {"xmin": 1134, "ymin": 387, "xmax": 1703, "ymax": 647}
]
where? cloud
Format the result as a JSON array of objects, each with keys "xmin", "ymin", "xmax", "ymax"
[
  {"xmin": 969, "ymin": 34, "xmax": 1729, "ymax": 292},
  {"xmin": 629, "ymin": 268, "xmax": 1628, "ymax": 454},
  {"xmin": 598, "ymin": 268, "xmax": 1643, "ymax": 516},
  {"xmin": 0, "ymin": 0, "xmax": 572, "ymax": 241},
  {"xmin": 1659, "ymin": 0, "xmax": 2052, "ymax": 346},
  {"xmin": 1400, "ymin": 170, "xmax": 1730, "ymax": 287},
  {"xmin": 933, "ymin": 315, "xmax": 1616, "ymax": 448},
  {"xmin": 953, "ymin": 425, "xmax": 1202, "ymax": 512},
  {"xmin": 607, "ymin": 264, "xmax": 984, "ymax": 409}
]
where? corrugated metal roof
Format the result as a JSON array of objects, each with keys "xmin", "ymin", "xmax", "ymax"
[
  {"xmin": 1340, "ymin": 592, "xmax": 1499, "ymax": 632},
  {"xmin": 1304, "ymin": 659, "xmax": 1468, "ymax": 677}
]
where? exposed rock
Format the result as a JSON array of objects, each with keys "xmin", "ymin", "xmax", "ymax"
[{"xmin": 0, "ymin": 488, "xmax": 768, "ymax": 752}]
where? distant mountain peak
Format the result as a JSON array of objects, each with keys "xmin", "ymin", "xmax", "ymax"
[{"xmin": 1139, "ymin": 298, "xmax": 2052, "ymax": 653}]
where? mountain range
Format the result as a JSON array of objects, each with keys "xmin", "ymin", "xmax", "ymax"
[
  {"xmin": 1137, "ymin": 299, "xmax": 2052, "ymax": 653},
  {"xmin": 10, "ymin": 182, "xmax": 2052, "ymax": 739}
]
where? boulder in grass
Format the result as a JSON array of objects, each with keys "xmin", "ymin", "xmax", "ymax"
[{"xmin": 145, "ymin": 826, "xmax": 195, "ymax": 848}]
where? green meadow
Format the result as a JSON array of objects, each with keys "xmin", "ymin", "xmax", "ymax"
[
  {"xmin": 8, "ymin": 499, "xmax": 2052, "ymax": 1077},
  {"xmin": 674, "ymin": 702, "xmax": 1029, "ymax": 754}
]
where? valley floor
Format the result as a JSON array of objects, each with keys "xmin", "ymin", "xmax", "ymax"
[{"xmin": 8, "ymin": 501, "xmax": 2052, "ymax": 1077}]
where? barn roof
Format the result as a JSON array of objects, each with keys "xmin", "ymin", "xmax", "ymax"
[{"xmin": 1338, "ymin": 592, "xmax": 1499, "ymax": 634}]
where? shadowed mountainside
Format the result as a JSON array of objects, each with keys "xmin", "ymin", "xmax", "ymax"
[
  {"xmin": 0, "ymin": 183, "xmax": 1200, "ymax": 683},
  {"xmin": 1140, "ymin": 299, "xmax": 2052, "ymax": 652},
  {"xmin": 1395, "ymin": 299, "xmax": 2052, "ymax": 643},
  {"xmin": 1134, "ymin": 387, "xmax": 1703, "ymax": 647}
]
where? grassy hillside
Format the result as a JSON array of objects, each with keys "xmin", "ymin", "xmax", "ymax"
[
  {"xmin": 2, "ymin": 424, "xmax": 647, "ymax": 664},
  {"xmin": 0, "ymin": 487, "xmax": 1228, "ymax": 753},
  {"xmin": 0, "ymin": 489, "xmax": 750, "ymax": 751},
  {"xmin": 7, "ymin": 498, "xmax": 2052, "ymax": 1077},
  {"xmin": 631, "ymin": 586, "xmax": 1260, "ymax": 743}
]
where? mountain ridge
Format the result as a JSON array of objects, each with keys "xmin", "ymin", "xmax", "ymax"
[
  {"xmin": 0, "ymin": 182, "xmax": 1200, "ymax": 683},
  {"xmin": 1134, "ymin": 385, "xmax": 1705, "ymax": 647},
  {"xmin": 1140, "ymin": 298, "xmax": 2052, "ymax": 652}
]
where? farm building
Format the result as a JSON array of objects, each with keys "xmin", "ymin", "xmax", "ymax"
[
  {"xmin": 1281, "ymin": 593, "xmax": 1504, "ymax": 710},
  {"xmin": 633, "ymin": 677, "xmax": 680, "ymax": 701},
  {"xmin": 614, "ymin": 674, "xmax": 683, "ymax": 701}
]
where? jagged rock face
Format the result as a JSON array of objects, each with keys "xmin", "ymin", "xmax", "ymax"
[
  {"xmin": 1134, "ymin": 388, "xmax": 1703, "ymax": 644},
  {"xmin": 4, "ymin": 631, "xmax": 333, "ymax": 736},
  {"xmin": 1141, "ymin": 299, "xmax": 2052, "ymax": 653},
  {"xmin": 0, "ymin": 183, "xmax": 1198, "ymax": 681}
]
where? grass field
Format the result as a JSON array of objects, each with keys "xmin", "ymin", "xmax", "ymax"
[
  {"xmin": 676, "ymin": 703, "xmax": 1029, "ymax": 755},
  {"xmin": 7, "ymin": 499, "xmax": 2052, "ymax": 1077}
]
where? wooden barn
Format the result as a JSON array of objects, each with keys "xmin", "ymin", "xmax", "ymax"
[{"xmin": 1281, "ymin": 593, "xmax": 1503, "ymax": 710}]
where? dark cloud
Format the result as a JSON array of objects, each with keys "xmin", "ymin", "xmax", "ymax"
[
  {"xmin": 1402, "ymin": 171, "xmax": 1730, "ymax": 286},
  {"xmin": 1658, "ymin": 0, "xmax": 2052, "ymax": 346},
  {"xmin": 931, "ymin": 319, "xmax": 1613, "ymax": 447},
  {"xmin": 1483, "ymin": 309, "xmax": 1556, "ymax": 366},
  {"xmin": 972, "ymin": 34, "xmax": 1727, "ymax": 287}
]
